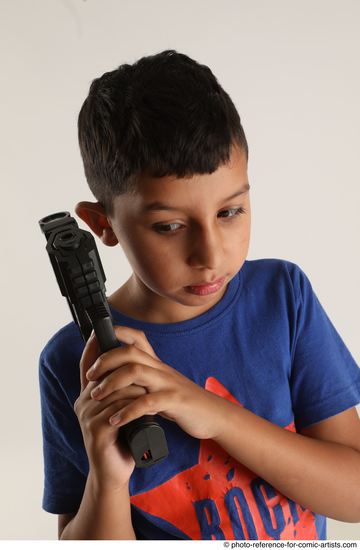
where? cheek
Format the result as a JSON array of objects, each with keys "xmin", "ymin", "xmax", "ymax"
[
  {"xmin": 114, "ymin": 221, "xmax": 184, "ymax": 285},
  {"xmin": 225, "ymin": 223, "xmax": 250, "ymax": 262},
  {"xmin": 125, "ymin": 232, "xmax": 179, "ymax": 273},
  {"xmin": 133, "ymin": 246, "xmax": 183, "ymax": 291}
]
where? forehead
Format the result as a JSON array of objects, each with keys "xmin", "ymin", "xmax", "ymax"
[{"xmin": 113, "ymin": 146, "xmax": 248, "ymax": 215}]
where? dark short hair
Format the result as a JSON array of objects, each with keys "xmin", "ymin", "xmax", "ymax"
[{"xmin": 78, "ymin": 49, "xmax": 249, "ymax": 217}]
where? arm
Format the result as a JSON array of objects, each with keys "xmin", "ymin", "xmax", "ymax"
[
  {"xmin": 59, "ymin": 473, "xmax": 136, "ymax": 540},
  {"xmin": 79, "ymin": 325, "xmax": 360, "ymax": 525},
  {"xmin": 57, "ymin": 328, "xmax": 146, "ymax": 540},
  {"xmin": 212, "ymin": 398, "xmax": 360, "ymax": 523}
]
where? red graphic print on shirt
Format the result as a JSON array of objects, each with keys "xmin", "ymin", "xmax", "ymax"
[{"xmin": 131, "ymin": 377, "xmax": 318, "ymax": 540}]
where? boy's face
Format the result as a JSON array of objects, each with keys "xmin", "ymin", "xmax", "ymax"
[{"xmin": 76, "ymin": 145, "xmax": 250, "ymax": 323}]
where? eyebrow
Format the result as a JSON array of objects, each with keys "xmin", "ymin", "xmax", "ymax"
[{"xmin": 143, "ymin": 183, "xmax": 251, "ymax": 212}]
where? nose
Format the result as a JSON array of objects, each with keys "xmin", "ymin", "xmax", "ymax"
[{"xmin": 187, "ymin": 224, "xmax": 223, "ymax": 271}]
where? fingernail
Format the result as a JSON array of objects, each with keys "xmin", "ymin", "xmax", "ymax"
[
  {"xmin": 86, "ymin": 365, "xmax": 96, "ymax": 380},
  {"xmin": 91, "ymin": 385, "xmax": 102, "ymax": 398},
  {"xmin": 109, "ymin": 412, "xmax": 122, "ymax": 425}
]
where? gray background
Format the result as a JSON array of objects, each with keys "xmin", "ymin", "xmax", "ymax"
[{"xmin": 1, "ymin": 0, "xmax": 359, "ymax": 540}]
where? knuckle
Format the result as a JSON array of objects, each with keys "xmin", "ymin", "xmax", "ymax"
[
  {"xmin": 95, "ymin": 355, "xmax": 104, "ymax": 370},
  {"xmin": 127, "ymin": 344, "xmax": 138, "ymax": 358},
  {"xmin": 98, "ymin": 379, "xmax": 107, "ymax": 393},
  {"xmin": 83, "ymin": 417, "xmax": 92, "ymax": 432},
  {"xmin": 131, "ymin": 362, "xmax": 143, "ymax": 377},
  {"xmin": 92, "ymin": 355, "xmax": 104, "ymax": 375},
  {"xmin": 74, "ymin": 395, "xmax": 85, "ymax": 415},
  {"xmin": 176, "ymin": 390, "xmax": 186, "ymax": 407},
  {"xmin": 79, "ymin": 404, "xmax": 88, "ymax": 421},
  {"xmin": 144, "ymin": 393, "xmax": 156, "ymax": 409},
  {"xmin": 75, "ymin": 396, "xmax": 94, "ymax": 422},
  {"xmin": 76, "ymin": 405, "xmax": 85, "ymax": 423}
]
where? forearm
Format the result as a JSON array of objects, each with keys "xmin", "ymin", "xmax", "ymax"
[
  {"xmin": 60, "ymin": 470, "xmax": 136, "ymax": 540},
  {"xmin": 212, "ymin": 396, "xmax": 360, "ymax": 522}
]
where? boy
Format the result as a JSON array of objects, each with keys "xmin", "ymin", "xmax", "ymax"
[{"xmin": 39, "ymin": 49, "xmax": 360, "ymax": 540}]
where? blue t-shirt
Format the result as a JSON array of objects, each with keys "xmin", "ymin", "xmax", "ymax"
[{"xmin": 38, "ymin": 258, "xmax": 360, "ymax": 540}]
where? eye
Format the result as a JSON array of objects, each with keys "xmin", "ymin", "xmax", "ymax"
[
  {"xmin": 218, "ymin": 207, "xmax": 246, "ymax": 219},
  {"xmin": 153, "ymin": 222, "xmax": 183, "ymax": 233},
  {"xmin": 152, "ymin": 207, "xmax": 246, "ymax": 234}
]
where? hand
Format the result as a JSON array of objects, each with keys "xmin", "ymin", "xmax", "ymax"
[
  {"xmin": 74, "ymin": 329, "xmax": 141, "ymax": 490},
  {"xmin": 85, "ymin": 325, "xmax": 228, "ymax": 441}
]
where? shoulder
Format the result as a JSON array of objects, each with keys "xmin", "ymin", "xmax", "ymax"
[
  {"xmin": 242, "ymin": 257, "xmax": 302, "ymax": 278},
  {"xmin": 241, "ymin": 257, "xmax": 306, "ymax": 299},
  {"xmin": 40, "ymin": 321, "xmax": 84, "ymax": 367},
  {"xmin": 39, "ymin": 321, "xmax": 85, "ymax": 393}
]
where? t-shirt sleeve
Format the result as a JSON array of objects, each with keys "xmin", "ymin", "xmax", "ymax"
[
  {"xmin": 39, "ymin": 349, "xmax": 87, "ymax": 514},
  {"xmin": 286, "ymin": 262, "xmax": 360, "ymax": 431}
]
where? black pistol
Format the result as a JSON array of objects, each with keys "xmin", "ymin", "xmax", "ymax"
[{"xmin": 38, "ymin": 211, "xmax": 168, "ymax": 468}]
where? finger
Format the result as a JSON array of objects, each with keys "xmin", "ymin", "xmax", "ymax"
[
  {"xmin": 87, "ymin": 391, "xmax": 141, "ymax": 418},
  {"xmin": 90, "ymin": 380, "xmax": 147, "ymax": 402},
  {"xmin": 87, "ymin": 397, "xmax": 137, "ymax": 432},
  {"xmin": 86, "ymin": 345, "xmax": 163, "ymax": 383},
  {"xmin": 89, "ymin": 362, "xmax": 165, "ymax": 400},
  {"xmin": 113, "ymin": 325, "xmax": 159, "ymax": 359},
  {"xmin": 79, "ymin": 330, "xmax": 101, "ymax": 392},
  {"xmin": 76, "ymin": 384, "xmax": 140, "ymax": 421},
  {"xmin": 107, "ymin": 390, "xmax": 175, "ymax": 427}
]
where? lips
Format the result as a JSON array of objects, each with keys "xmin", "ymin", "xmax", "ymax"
[
  {"xmin": 185, "ymin": 277, "xmax": 226, "ymax": 296},
  {"xmin": 191, "ymin": 277, "xmax": 224, "ymax": 287}
]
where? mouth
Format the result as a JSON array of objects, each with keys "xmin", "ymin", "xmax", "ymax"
[{"xmin": 184, "ymin": 277, "xmax": 226, "ymax": 296}]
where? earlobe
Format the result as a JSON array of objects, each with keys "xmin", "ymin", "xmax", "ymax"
[
  {"xmin": 74, "ymin": 201, "xmax": 119, "ymax": 247},
  {"xmin": 102, "ymin": 227, "xmax": 119, "ymax": 247}
]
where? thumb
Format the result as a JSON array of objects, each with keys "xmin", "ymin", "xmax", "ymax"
[
  {"xmin": 113, "ymin": 325, "xmax": 160, "ymax": 360},
  {"xmin": 79, "ymin": 329, "xmax": 101, "ymax": 392}
]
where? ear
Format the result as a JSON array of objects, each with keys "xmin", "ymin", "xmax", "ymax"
[{"xmin": 74, "ymin": 201, "xmax": 118, "ymax": 247}]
